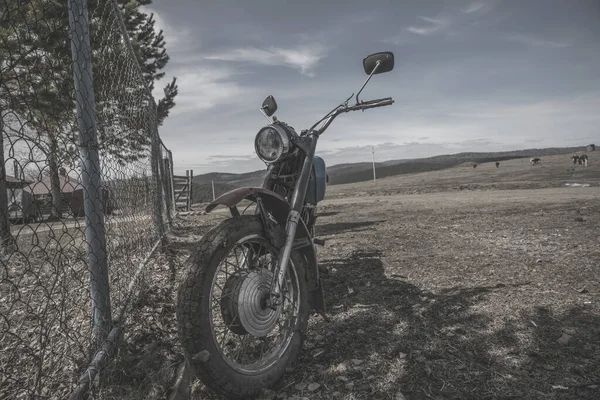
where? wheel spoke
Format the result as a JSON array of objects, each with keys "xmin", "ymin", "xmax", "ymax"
[{"xmin": 209, "ymin": 236, "xmax": 300, "ymax": 372}]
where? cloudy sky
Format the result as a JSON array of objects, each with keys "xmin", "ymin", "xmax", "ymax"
[{"xmin": 145, "ymin": 0, "xmax": 600, "ymax": 175}]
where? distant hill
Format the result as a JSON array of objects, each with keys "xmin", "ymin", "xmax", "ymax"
[
  {"xmin": 191, "ymin": 170, "xmax": 266, "ymax": 203},
  {"xmin": 193, "ymin": 170, "xmax": 266, "ymax": 187},
  {"xmin": 328, "ymin": 147, "xmax": 589, "ymax": 185},
  {"xmin": 189, "ymin": 146, "xmax": 588, "ymax": 203},
  {"xmin": 191, "ymin": 182, "xmax": 238, "ymax": 204}
]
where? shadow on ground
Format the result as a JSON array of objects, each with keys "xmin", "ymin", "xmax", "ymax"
[
  {"xmin": 100, "ymin": 210, "xmax": 600, "ymax": 400},
  {"xmin": 263, "ymin": 249, "xmax": 600, "ymax": 400},
  {"xmin": 316, "ymin": 211, "xmax": 340, "ymax": 218}
]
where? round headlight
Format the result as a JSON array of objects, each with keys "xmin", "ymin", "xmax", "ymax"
[{"xmin": 254, "ymin": 125, "xmax": 290, "ymax": 163}]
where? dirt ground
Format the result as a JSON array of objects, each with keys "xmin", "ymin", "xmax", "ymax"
[{"xmin": 106, "ymin": 151, "xmax": 600, "ymax": 400}]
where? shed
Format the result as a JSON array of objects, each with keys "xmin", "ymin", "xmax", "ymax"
[
  {"xmin": 23, "ymin": 168, "xmax": 114, "ymax": 218},
  {"xmin": 5, "ymin": 175, "xmax": 39, "ymax": 222},
  {"xmin": 23, "ymin": 168, "xmax": 85, "ymax": 218},
  {"xmin": 587, "ymin": 144, "xmax": 595, "ymax": 151}
]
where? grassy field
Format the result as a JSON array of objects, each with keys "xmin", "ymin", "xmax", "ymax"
[
  {"xmin": 0, "ymin": 208, "xmax": 162, "ymax": 400},
  {"xmin": 103, "ymin": 151, "xmax": 600, "ymax": 400}
]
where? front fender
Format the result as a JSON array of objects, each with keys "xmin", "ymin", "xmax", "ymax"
[
  {"xmin": 206, "ymin": 187, "xmax": 285, "ymax": 218},
  {"xmin": 206, "ymin": 187, "xmax": 325, "ymax": 313}
]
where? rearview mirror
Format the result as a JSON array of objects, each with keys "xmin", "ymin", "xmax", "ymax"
[
  {"xmin": 363, "ymin": 52, "xmax": 394, "ymax": 75},
  {"xmin": 261, "ymin": 95, "xmax": 278, "ymax": 117}
]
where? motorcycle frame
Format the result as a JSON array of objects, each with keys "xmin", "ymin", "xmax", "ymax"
[
  {"xmin": 265, "ymin": 130, "xmax": 319, "ymax": 306},
  {"xmin": 204, "ymin": 57, "xmax": 388, "ymax": 315},
  {"xmin": 204, "ymin": 131, "xmax": 325, "ymax": 312}
]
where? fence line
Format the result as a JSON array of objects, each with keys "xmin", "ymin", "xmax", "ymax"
[
  {"xmin": 107, "ymin": 0, "xmax": 167, "ymax": 240},
  {"xmin": 173, "ymin": 170, "xmax": 194, "ymax": 212},
  {"xmin": 0, "ymin": 0, "xmax": 176, "ymax": 398},
  {"xmin": 69, "ymin": 236, "xmax": 164, "ymax": 400}
]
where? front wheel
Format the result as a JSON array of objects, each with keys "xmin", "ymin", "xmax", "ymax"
[{"xmin": 176, "ymin": 215, "xmax": 309, "ymax": 399}]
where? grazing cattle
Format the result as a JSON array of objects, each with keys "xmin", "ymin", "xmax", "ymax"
[
  {"xmin": 473, "ymin": 163, "xmax": 477, "ymax": 168},
  {"xmin": 572, "ymin": 155, "xmax": 580, "ymax": 165},
  {"xmin": 495, "ymin": 162, "xmax": 500, "ymax": 168},
  {"xmin": 579, "ymin": 154, "xmax": 588, "ymax": 166},
  {"xmin": 530, "ymin": 158, "xmax": 541, "ymax": 165}
]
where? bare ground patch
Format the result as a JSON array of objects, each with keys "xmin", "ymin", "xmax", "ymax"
[{"xmin": 102, "ymin": 187, "xmax": 600, "ymax": 400}]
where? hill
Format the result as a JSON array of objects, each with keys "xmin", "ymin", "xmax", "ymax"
[
  {"xmin": 189, "ymin": 145, "xmax": 590, "ymax": 203},
  {"xmin": 327, "ymin": 146, "xmax": 587, "ymax": 184},
  {"xmin": 192, "ymin": 170, "xmax": 266, "ymax": 187},
  {"xmin": 326, "ymin": 150, "xmax": 600, "ymax": 198},
  {"xmin": 190, "ymin": 182, "xmax": 238, "ymax": 204}
]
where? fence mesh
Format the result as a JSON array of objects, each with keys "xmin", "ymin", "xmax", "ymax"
[{"xmin": 0, "ymin": 0, "xmax": 174, "ymax": 398}]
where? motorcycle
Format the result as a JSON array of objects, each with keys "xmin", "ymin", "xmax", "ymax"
[{"xmin": 176, "ymin": 51, "xmax": 395, "ymax": 399}]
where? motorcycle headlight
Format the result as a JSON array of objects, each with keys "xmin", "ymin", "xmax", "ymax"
[{"xmin": 254, "ymin": 125, "xmax": 291, "ymax": 163}]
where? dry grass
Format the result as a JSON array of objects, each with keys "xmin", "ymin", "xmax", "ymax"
[
  {"xmin": 69, "ymin": 154, "xmax": 600, "ymax": 399},
  {"xmin": 0, "ymin": 208, "xmax": 164, "ymax": 400}
]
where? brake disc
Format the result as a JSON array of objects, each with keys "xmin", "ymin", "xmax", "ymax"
[{"xmin": 237, "ymin": 269, "xmax": 281, "ymax": 338}]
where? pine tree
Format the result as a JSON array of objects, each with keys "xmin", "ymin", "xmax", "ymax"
[
  {"xmin": 116, "ymin": 0, "xmax": 178, "ymax": 120},
  {"xmin": 1, "ymin": 0, "xmax": 78, "ymax": 220},
  {"xmin": 0, "ymin": 0, "xmax": 178, "ymax": 223},
  {"xmin": 157, "ymin": 77, "xmax": 178, "ymax": 126}
]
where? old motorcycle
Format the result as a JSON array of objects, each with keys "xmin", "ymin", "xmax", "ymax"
[{"xmin": 176, "ymin": 51, "xmax": 395, "ymax": 399}]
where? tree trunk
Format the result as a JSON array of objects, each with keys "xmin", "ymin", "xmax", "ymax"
[
  {"xmin": 48, "ymin": 137, "xmax": 63, "ymax": 219},
  {"xmin": 0, "ymin": 111, "xmax": 16, "ymax": 253}
]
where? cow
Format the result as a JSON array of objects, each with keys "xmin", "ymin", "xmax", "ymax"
[
  {"xmin": 579, "ymin": 154, "xmax": 588, "ymax": 166},
  {"xmin": 495, "ymin": 162, "xmax": 500, "ymax": 168},
  {"xmin": 572, "ymin": 155, "xmax": 580, "ymax": 165},
  {"xmin": 530, "ymin": 158, "xmax": 541, "ymax": 165},
  {"xmin": 473, "ymin": 163, "xmax": 477, "ymax": 169}
]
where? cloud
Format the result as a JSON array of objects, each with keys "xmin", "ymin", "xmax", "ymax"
[
  {"xmin": 503, "ymin": 34, "xmax": 570, "ymax": 48},
  {"xmin": 143, "ymin": 2, "xmax": 595, "ymax": 176},
  {"xmin": 168, "ymin": 94, "xmax": 600, "ymax": 174},
  {"xmin": 381, "ymin": 35, "xmax": 409, "ymax": 46},
  {"xmin": 405, "ymin": 16, "xmax": 450, "ymax": 36},
  {"xmin": 153, "ymin": 67, "xmax": 248, "ymax": 116},
  {"xmin": 462, "ymin": 1, "xmax": 486, "ymax": 14},
  {"xmin": 140, "ymin": 6, "xmax": 192, "ymax": 50},
  {"xmin": 314, "ymin": 139, "xmax": 518, "ymax": 167},
  {"xmin": 386, "ymin": 1, "xmax": 497, "ymax": 43},
  {"xmin": 204, "ymin": 44, "xmax": 329, "ymax": 76}
]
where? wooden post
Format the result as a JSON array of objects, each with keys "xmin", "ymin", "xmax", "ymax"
[
  {"xmin": 372, "ymin": 146, "xmax": 376, "ymax": 183},
  {"xmin": 188, "ymin": 170, "xmax": 193, "ymax": 211}
]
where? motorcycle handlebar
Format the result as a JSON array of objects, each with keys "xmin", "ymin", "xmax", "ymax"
[
  {"xmin": 348, "ymin": 97, "xmax": 394, "ymax": 112},
  {"xmin": 313, "ymin": 97, "xmax": 394, "ymax": 135}
]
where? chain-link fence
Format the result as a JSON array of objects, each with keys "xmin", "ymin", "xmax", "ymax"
[{"xmin": 0, "ymin": 0, "xmax": 175, "ymax": 398}]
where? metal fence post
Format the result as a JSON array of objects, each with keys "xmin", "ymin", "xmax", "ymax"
[
  {"xmin": 0, "ymin": 111, "xmax": 16, "ymax": 254},
  {"xmin": 67, "ymin": 0, "xmax": 112, "ymax": 346},
  {"xmin": 168, "ymin": 150, "xmax": 176, "ymax": 213},
  {"xmin": 150, "ymin": 130, "xmax": 165, "ymax": 238},
  {"xmin": 157, "ymin": 141, "xmax": 168, "ymax": 229},
  {"xmin": 162, "ymin": 154, "xmax": 174, "ymax": 225}
]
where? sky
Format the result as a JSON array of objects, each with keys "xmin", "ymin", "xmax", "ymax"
[{"xmin": 144, "ymin": 0, "xmax": 600, "ymax": 175}]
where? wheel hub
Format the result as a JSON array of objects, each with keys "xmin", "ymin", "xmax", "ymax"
[{"xmin": 220, "ymin": 269, "xmax": 281, "ymax": 338}]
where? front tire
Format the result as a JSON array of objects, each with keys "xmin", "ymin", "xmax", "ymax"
[{"xmin": 176, "ymin": 215, "xmax": 309, "ymax": 399}]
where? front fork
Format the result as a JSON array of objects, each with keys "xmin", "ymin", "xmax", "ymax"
[{"xmin": 268, "ymin": 133, "xmax": 318, "ymax": 307}]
